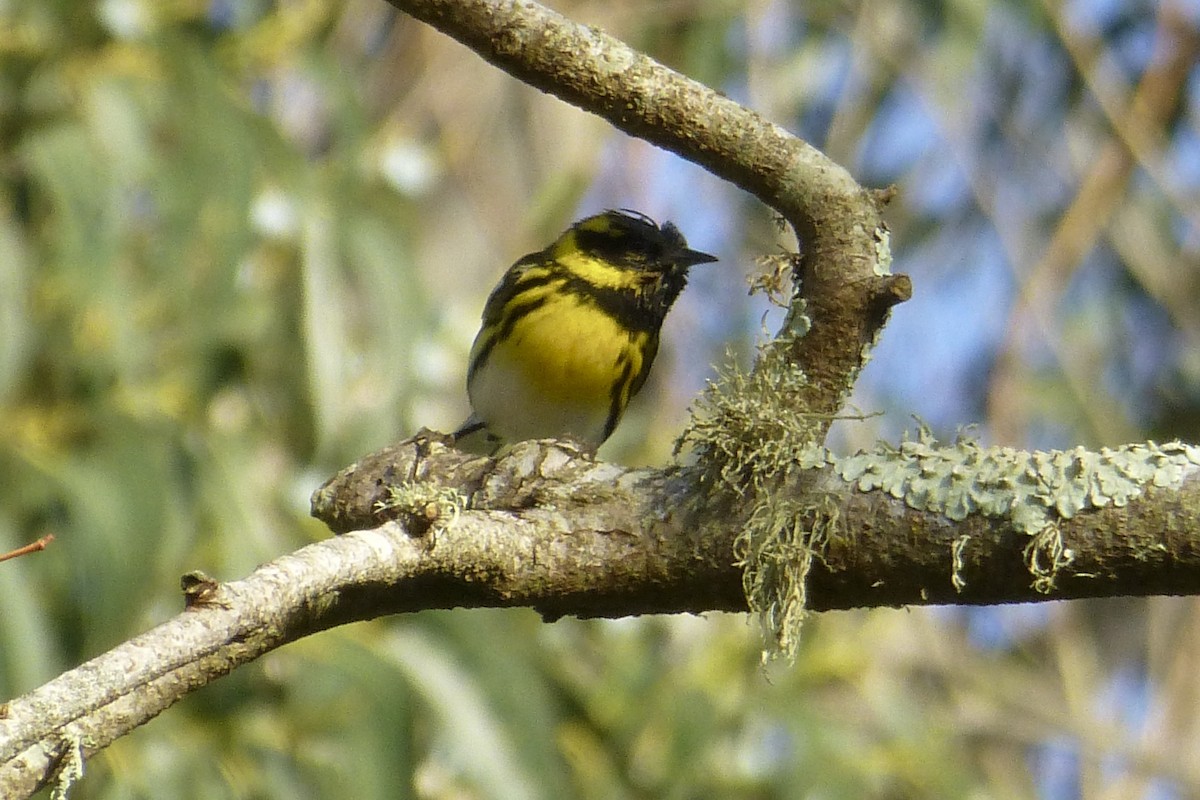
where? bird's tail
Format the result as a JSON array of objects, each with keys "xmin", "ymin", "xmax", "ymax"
[{"xmin": 451, "ymin": 413, "xmax": 501, "ymax": 455}]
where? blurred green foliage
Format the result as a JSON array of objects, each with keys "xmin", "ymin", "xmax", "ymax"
[{"xmin": 2, "ymin": 0, "xmax": 1200, "ymax": 798}]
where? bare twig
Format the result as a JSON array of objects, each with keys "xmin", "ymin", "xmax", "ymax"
[{"xmin": 0, "ymin": 535, "xmax": 55, "ymax": 564}]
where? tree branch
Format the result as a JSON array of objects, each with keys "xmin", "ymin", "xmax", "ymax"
[
  {"xmin": 0, "ymin": 535, "xmax": 54, "ymax": 564},
  {"xmin": 6, "ymin": 435, "xmax": 1200, "ymax": 795}
]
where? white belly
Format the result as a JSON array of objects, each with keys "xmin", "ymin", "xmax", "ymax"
[{"xmin": 468, "ymin": 342, "xmax": 612, "ymax": 445}]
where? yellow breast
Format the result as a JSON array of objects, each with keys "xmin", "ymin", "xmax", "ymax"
[{"xmin": 467, "ymin": 293, "xmax": 649, "ymax": 445}]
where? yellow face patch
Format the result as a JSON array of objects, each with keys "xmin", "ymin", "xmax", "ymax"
[{"xmin": 551, "ymin": 236, "xmax": 653, "ymax": 292}]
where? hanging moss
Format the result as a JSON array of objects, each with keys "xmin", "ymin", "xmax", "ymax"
[{"xmin": 677, "ymin": 333, "xmax": 833, "ymax": 661}]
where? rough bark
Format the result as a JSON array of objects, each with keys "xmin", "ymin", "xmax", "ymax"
[{"xmin": 7, "ymin": 437, "xmax": 1200, "ymax": 796}]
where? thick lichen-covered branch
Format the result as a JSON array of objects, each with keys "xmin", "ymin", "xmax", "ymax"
[
  {"xmin": 312, "ymin": 434, "xmax": 1200, "ymax": 644},
  {"xmin": 836, "ymin": 430, "xmax": 1200, "ymax": 591},
  {"xmin": 749, "ymin": 429, "xmax": 1200, "ymax": 657},
  {"xmin": 7, "ymin": 434, "xmax": 1200, "ymax": 795}
]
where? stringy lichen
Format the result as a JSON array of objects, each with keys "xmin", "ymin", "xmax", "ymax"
[
  {"xmin": 676, "ymin": 229, "xmax": 910, "ymax": 661},
  {"xmin": 676, "ymin": 335, "xmax": 831, "ymax": 661}
]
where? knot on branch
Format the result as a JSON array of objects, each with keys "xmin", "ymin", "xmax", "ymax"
[{"xmin": 310, "ymin": 432, "xmax": 646, "ymax": 534}]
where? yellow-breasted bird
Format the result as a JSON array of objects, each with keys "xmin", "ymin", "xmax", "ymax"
[{"xmin": 453, "ymin": 209, "xmax": 718, "ymax": 454}]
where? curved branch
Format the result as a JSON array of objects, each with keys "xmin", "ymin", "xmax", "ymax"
[
  {"xmin": 388, "ymin": 0, "xmax": 845, "ymax": 227},
  {"xmin": 386, "ymin": 0, "xmax": 910, "ymax": 423}
]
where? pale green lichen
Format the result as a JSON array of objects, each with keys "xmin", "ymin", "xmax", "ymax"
[
  {"xmin": 1024, "ymin": 524, "xmax": 1073, "ymax": 593},
  {"xmin": 835, "ymin": 426, "xmax": 1200, "ymax": 591},
  {"xmin": 950, "ymin": 534, "xmax": 971, "ymax": 592},
  {"xmin": 735, "ymin": 495, "xmax": 839, "ymax": 660},
  {"xmin": 52, "ymin": 733, "xmax": 85, "ymax": 800},
  {"xmin": 873, "ymin": 226, "xmax": 893, "ymax": 276},
  {"xmin": 377, "ymin": 482, "xmax": 468, "ymax": 537},
  {"xmin": 677, "ymin": 336, "xmax": 834, "ymax": 662},
  {"xmin": 677, "ymin": 339, "xmax": 827, "ymax": 494},
  {"xmin": 783, "ymin": 297, "xmax": 812, "ymax": 339}
]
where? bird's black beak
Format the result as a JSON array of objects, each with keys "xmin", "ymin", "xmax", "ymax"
[{"xmin": 679, "ymin": 248, "xmax": 718, "ymax": 267}]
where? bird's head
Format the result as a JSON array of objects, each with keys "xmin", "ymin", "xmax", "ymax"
[{"xmin": 551, "ymin": 209, "xmax": 717, "ymax": 306}]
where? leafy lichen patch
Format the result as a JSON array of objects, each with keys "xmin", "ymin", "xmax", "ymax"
[
  {"xmin": 835, "ymin": 427, "xmax": 1200, "ymax": 591},
  {"xmin": 872, "ymin": 226, "xmax": 892, "ymax": 277}
]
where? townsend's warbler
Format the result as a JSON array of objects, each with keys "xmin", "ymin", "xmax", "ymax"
[{"xmin": 453, "ymin": 209, "xmax": 717, "ymax": 453}]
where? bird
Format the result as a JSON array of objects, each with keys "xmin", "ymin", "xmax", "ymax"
[{"xmin": 453, "ymin": 209, "xmax": 717, "ymax": 454}]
